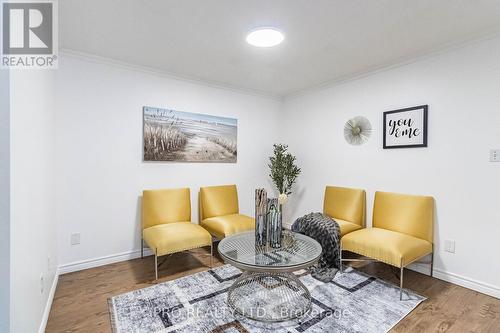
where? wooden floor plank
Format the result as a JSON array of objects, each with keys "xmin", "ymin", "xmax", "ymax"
[{"xmin": 46, "ymin": 247, "xmax": 499, "ymax": 332}]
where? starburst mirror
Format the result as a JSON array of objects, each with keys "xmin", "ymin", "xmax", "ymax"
[{"xmin": 344, "ymin": 116, "xmax": 372, "ymax": 145}]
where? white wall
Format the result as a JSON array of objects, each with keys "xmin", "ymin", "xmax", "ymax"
[
  {"xmin": 53, "ymin": 36, "xmax": 500, "ymax": 299},
  {"xmin": 10, "ymin": 69, "xmax": 58, "ymax": 332},
  {"xmin": 0, "ymin": 68, "xmax": 11, "ymax": 333},
  {"xmin": 55, "ymin": 55, "xmax": 282, "ymax": 269},
  {"xmin": 282, "ymin": 36, "xmax": 500, "ymax": 297}
]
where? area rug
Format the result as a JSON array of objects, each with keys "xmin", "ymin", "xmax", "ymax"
[{"xmin": 108, "ymin": 265, "xmax": 425, "ymax": 333}]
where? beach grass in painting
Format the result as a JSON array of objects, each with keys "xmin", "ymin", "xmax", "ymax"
[{"xmin": 143, "ymin": 107, "xmax": 237, "ymax": 162}]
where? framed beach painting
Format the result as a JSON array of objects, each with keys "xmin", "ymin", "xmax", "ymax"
[
  {"xmin": 143, "ymin": 106, "xmax": 237, "ymax": 162},
  {"xmin": 383, "ymin": 105, "xmax": 428, "ymax": 149}
]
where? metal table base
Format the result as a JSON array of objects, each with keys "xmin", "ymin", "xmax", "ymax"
[{"xmin": 227, "ymin": 271, "xmax": 312, "ymax": 322}]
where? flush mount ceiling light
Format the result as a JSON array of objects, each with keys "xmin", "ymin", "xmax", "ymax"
[{"xmin": 246, "ymin": 28, "xmax": 284, "ymax": 47}]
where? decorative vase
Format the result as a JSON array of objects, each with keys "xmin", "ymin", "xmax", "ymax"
[
  {"xmin": 267, "ymin": 198, "xmax": 282, "ymax": 248},
  {"xmin": 255, "ymin": 188, "xmax": 267, "ymax": 247}
]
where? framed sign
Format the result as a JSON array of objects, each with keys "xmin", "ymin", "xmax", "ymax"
[{"xmin": 383, "ymin": 105, "xmax": 428, "ymax": 149}]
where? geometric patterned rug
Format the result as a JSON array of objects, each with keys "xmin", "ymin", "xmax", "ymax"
[{"xmin": 108, "ymin": 265, "xmax": 425, "ymax": 333}]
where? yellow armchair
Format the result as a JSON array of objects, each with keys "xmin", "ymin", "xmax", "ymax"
[
  {"xmin": 323, "ymin": 186, "xmax": 366, "ymax": 236},
  {"xmin": 340, "ymin": 191, "xmax": 434, "ymax": 299},
  {"xmin": 199, "ymin": 185, "xmax": 254, "ymax": 239},
  {"xmin": 142, "ymin": 188, "xmax": 212, "ymax": 280}
]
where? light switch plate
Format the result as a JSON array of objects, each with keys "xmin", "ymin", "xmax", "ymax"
[
  {"xmin": 490, "ymin": 149, "xmax": 500, "ymax": 162},
  {"xmin": 444, "ymin": 240, "xmax": 455, "ymax": 253},
  {"xmin": 71, "ymin": 233, "xmax": 80, "ymax": 245}
]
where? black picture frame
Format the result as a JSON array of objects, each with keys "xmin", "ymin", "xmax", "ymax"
[{"xmin": 383, "ymin": 105, "xmax": 428, "ymax": 149}]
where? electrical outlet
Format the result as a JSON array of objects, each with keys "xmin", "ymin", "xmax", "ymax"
[
  {"xmin": 40, "ymin": 274, "xmax": 44, "ymax": 294},
  {"xmin": 71, "ymin": 233, "xmax": 81, "ymax": 245},
  {"xmin": 444, "ymin": 240, "xmax": 455, "ymax": 253},
  {"xmin": 490, "ymin": 149, "xmax": 500, "ymax": 162},
  {"xmin": 47, "ymin": 256, "xmax": 51, "ymax": 271}
]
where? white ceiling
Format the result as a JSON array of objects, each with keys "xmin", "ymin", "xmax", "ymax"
[{"xmin": 60, "ymin": 0, "xmax": 500, "ymax": 97}]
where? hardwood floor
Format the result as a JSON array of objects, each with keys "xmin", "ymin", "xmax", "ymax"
[{"xmin": 46, "ymin": 247, "xmax": 499, "ymax": 332}]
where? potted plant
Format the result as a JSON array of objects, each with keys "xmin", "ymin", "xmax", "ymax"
[{"xmin": 268, "ymin": 143, "xmax": 301, "ymax": 208}]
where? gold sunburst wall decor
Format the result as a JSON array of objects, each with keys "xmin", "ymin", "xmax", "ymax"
[{"xmin": 344, "ymin": 116, "xmax": 372, "ymax": 145}]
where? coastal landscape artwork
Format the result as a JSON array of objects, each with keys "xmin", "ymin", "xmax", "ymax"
[{"xmin": 143, "ymin": 106, "xmax": 237, "ymax": 162}]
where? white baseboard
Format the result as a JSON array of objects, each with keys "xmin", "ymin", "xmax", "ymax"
[
  {"xmin": 407, "ymin": 262, "xmax": 431, "ymax": 275},
  {"xmin": 407, "ymin": 262, "xmax": 499, "ymax": 299},
  {"xmin": 432, "ymin": 268, "xmax": 500, "ymax": 299},
  {"xmin": 37, "ymin": 251, "xmax": 498, "ymax": 333},
  {"xmin": 38, "ymin": 269, "xmax": 59, "ymax": 333},
  {"xmin": 58, "ymin": 248, "xmax": 154, "ymax": 275},
  {"xmin": 58, "ymin": 248, "xmax": 500, "ymax": 300}
]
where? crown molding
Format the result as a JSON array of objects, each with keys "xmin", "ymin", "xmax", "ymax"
[
  {"xmin": 59, "ymin": 49, "xmax": 283, "ymax": 102},
  {"xmin": 61, "ymin": 29, "xmax": 500, "ymax": 103},
  {"xmin": 283, "ymin": 29, "xmax": 500, "ymax": 101}
]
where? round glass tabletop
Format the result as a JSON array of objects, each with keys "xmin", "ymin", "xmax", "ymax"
[{"xmin": 218, "ymin": 230, "xmax": 322, "ymax": 273}]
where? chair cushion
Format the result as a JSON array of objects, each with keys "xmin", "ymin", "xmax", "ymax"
[
  {"xmin": 334, "ymin": 218, "xmax": 362, "ymax": 236},
  {"xmin": 373, "ymin": 191, "xmax": 434, "ymax": 243},
  {"xmin": 142, "ymin": 188, "xmax": 191, "ymax": 229},
  {"xmin": 199, "ymin": 185, "xmax": 239, "ymax": 220},
  {"xmin": 341, "ymin": 227, "xmax": 432, "ymax": 267},
  {"xmin": 201, "ymin": 214, "xmax": 254, "ymax": 239},
  {"xmin": 143, "ymin": 222, "xmax": 212, "ymax": 257},
  {"xmin": 323, "ymin": 186, "xmax": 366, "ymax": 227}
]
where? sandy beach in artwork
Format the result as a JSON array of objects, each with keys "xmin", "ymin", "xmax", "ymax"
[{"xmin": 143, "ymin": 107, "xmax": 237, "ymax": 162}]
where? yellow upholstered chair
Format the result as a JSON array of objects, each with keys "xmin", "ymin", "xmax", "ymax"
[
  {"xmin": 340, "ymin": 191, "xmax": 434, "ymax": 299},
  {"xmin": 142, "ymin": 187, "xmax": 212, "ymax": 280},
  {"xmin": 323, "ymin": 186, "xmax": 366, "ymax": 236},
  {"xmin": 199, "ymin": 184, "xmax": 254, "ymax": 239}
]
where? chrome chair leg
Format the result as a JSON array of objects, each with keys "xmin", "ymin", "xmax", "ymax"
[
  {"xmin": 155, "ymin": 250, "xmax": 158, "ymax": 281},
  {"xmin": 400, "ymin": 265, "xmax": 404, "ymax": 301},
  {"xmin": 210, "ymin": 243, "xmax": 213, "ymax": 268},
  {"xmin": 141, "ymin": 239, "xmax": 144, "ymax": 259},
  {"xmin": 430, "ymin": 247, "xmax": 434, "ymax": 277},
  {"xmin": 339, "ymin": 248, "xmax": 343, "ymax": 274}
]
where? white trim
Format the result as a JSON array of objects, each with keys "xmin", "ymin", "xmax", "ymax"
[
  {"xmin": 59, "ymin": 247, "xmax": 500, "ymax": 299},
  {"xmin": 284, "ymin": 30, "xmax": 500, "ymax": 100},
  {"xmin": 432, "ymin": 268, "xmax": 500, "ymax": 299},
  {"xmin": 61, "ymin": 32, "xmax": 500, "ymax": 102},
  {"xmin": 407, "ymin": 262, "xmax": 500, "ymax": 299},
  {"xmin": 35, "ymin": 255, "xmax": 499, "ymax": 333},
  {"xmin": 59, "ymin": 49, "xmax": 283, "ymax": 102},
  {"xmin": 41, "ymin": 249, "xmax": 497, "ymax": 332},
  {"xmin": 58, "ymin": 249, "xmax": 154, "ymax": 275},
  {"xmin": 407, "ymin": 262, "xmax": 431, "ymax": 275},
  {"xmin": 38, "ymin": 269, "xmax": 59, "ymax": 333}
]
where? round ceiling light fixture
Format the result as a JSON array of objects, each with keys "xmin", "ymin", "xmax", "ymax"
[{"xmin": 246, "ymin": 28, "xmax": 284, "ymax": 47}]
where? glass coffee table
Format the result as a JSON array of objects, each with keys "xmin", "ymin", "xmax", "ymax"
[{"xmin": 218, "ymin": 230, "xmax": 322, "ymax": 322}]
